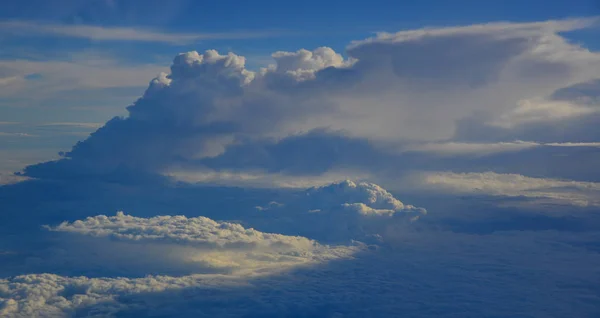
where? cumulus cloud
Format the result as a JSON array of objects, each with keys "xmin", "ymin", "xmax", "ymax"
[
  {"xmin": 0, "ymin": 208, "xmax": 359, "ymax": 317},
  {"xmin": 302, "ymin": 180, "xmax": 420, "ymax": 214},
  {"xmin": 50, "ymin": 212, "xmax": 320, "ymax": 250},
  {"xmin": 1, "ymin": 175, "xmax": 600, "ymax": 317},
  {"xmin": 0, "ymin": 273, "xmax": 243, "ymax": 317},
  {"xmin": 3, "ymin": 224, "xmax": 600, "ymax": 318},
  {"xmin": 245, "ymin": 180, "xmax": 427, "ymax": 243},
  {"xmin": 42, "ymin": 212, "xmax": 356, "ymax": 277},
  {"xmin": 266, "ymin": 47, "xmax": 349, "ymax": 81},
  {"xmin": 18, "ymin": 18, "xmax": 600, "ymax": 183}
]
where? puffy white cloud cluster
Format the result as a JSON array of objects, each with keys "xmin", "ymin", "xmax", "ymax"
[
  {"xmin": 304, "ymin": 180, "xmax": 423, "ymax": 215},
  {"xmin": 244, "ymin": 180, "xmax": 427, "ymax": 243},
  {"xmin": 44, "ymin": 212, "xmax": 356, "ymax": 276},
  {"xmin": 51, "ymin": 212, "xmax": 317, "ymax": 250},
  {"xmin": 3, "ymin": 224, "xmax": 600, "ymax": 318},
  {"xmin": 268, "ymin": 47, "xmax": 348, "ymax": 81},
  {"xmin": 0, "ymin": 210, "xmax": 360, "ymax": 317},
  {"xmin": 0, "ymin": 273, "xmax": 240, "ymax": 317}
]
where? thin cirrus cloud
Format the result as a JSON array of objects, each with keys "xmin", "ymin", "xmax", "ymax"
[{"xmin": 0, "ymin": 20, "xmax": 291, "ymax": 44}]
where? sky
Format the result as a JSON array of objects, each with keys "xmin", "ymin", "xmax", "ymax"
[{"xmin": 2, "ymin": 0, "xmax": 600, "ymax": 317}]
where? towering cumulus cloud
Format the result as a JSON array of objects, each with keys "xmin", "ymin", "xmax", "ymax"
[{"xmin": 19, "ymin": 18, "xmax": 600, "ymax": 185}]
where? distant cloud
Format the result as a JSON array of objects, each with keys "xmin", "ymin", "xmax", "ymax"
[
  {"xmin": 412, "ymin": 171, "xmax": 600, "ymax": 207},
  {"xmin": 0, "ymin": 173, "xmax": 29, "ymax": 185},
  {"xmin": 0, "ymin": 20, "xmax": 288, "ymax": 44},
  {"xmin": 402, "ymin": 141, "xmax": 600, "ymax": 156},
  {"xmin": 403, "ymin": 141, "xmax": 540, "ymax": 156},
  {"xmin": 0, "ymin": 132, "xmax": 36, "ymax": 137},
  {"xmin": 40, "ymin": 122, "xmax": 103, "ymax": 129}
]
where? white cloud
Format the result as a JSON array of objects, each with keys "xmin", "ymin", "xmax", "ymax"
[
  {"xmin": 266, "ymin": 47, "xmax": 350, "ymax": 81},
  {"xmin": 40, "ymin": 123, "xmax": 104, "ymax": 129},
  {"xmin": 50, "ymin": 212, "xmax": 324, "ymax": 251},
  {"xmin": 0, "ymin": 211, "xmax": 359, "ymax": 317},
  {"xmin": 349, "ymin": 18, "xmax": 599, "ymax": 47},
  {"xmin": 165, "ymin": 168, "xmax": 373, "ymax": 189},
  {"xmin": 0, "ymin": 21, "xmax": 285, "ymax": 44},
  {"xmin": 41, "ymin": 212, "xmax": 356, "ymax": 277},
  {"xmin": 0, "ymin": 55, "xmax": 167, "ymax": 100},
  {"xmin": 545, "ymin": 142, "xmax": 600, "ymax": 147},
  {"xmin": 304, "ymin": 180, "xmax": 421, "ymax": 213},
  {"xmin": 404, "ymin": 140, "xmax": 539, "ymax": 156},
  {"xmin": 0, "ymin": 273, "xmax": 243, "ymax": 317},
  {"xmin": 0, "ymin": 132, "xmax": 36, "ymax": 138},
  {"xmin": 414, "ymin": 171, "xmax": 600, "ymax": 207},
  {"xmin": 491, "ymin": 97, "xmax": 600, "ymax": 128},
  {"xmin": 402, "ymin": 140, "xmax": 600, "ymax": 156},
  {"xmin": 0, "ymin": 173, "xmax": 29, "ymax": 185}
]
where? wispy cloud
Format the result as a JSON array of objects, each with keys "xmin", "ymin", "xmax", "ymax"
[
  {"xmin": 0, "ymin": 132, "xmax": 36, "ymax": 137},
  {"xmin": 0, "ymin": 21, "xmax": 289, "ymax": 44},
  {"xmin": 40, "ymin": 122, "xmax": 103, "ymax": 129},
  {"xmin": 412, "ymin": 171, "xmax": 600, "ymax": 207}
]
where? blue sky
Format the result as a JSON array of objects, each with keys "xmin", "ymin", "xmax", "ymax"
[{"xmin": 2, "ymin": 1, "xmax": 600, "ymax": 317}]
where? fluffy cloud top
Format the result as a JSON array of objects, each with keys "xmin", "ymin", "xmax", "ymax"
[
  {"xmin": 304, "ymin": 180, "xmax": 422, "ymax": 215},
  {"xmin": 50, "ymin": 212, "xmax": 319, "ymax": 250},
  {"xmin": 44, "ymin": 212, "xmax": 356, "ymax": 277}
]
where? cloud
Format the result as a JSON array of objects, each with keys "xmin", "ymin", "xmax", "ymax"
[
  {"xmin": 49, "ymin": 212, "xmax": 326, "ymax": 251},
  {"xmin": 411, "ymin": 171, "xmax": 600, "ymax": 207},
  {"xmin": 0, "ymin": 173, "xmax": 29, "ymax": 185},
  {"xmin": 3, "ymin": 218, "xmax": 600, "ymax": 317},
  {"xmin": 401, "ymin": 140, "xmax": 600, "ymax": 156},
  {"xmin": 455, "ymin": 77, "xmax": 600, "ymax": 143},
  {"xmin": 0, "ymin": 20, "xmax": 287, "ymax": 44},
  {"xmin": 0, "ymin": 54, "xmax": 167, "ymax": 100},
  {"xmin": 1, "ymin": 174, "xmax": 600, "ymax": 317},
  {"xmin": 39, "ymin": 212, "xmax": 356, "ymax": 277},
  {"xmin": 40, "ymin": 122, "xmax": 104, "ymax": 129},
  {"xmin": 246, "ymin": 180, "xmax": 426, "ymax": 243},
  {"xmin": 12, "ymin": 18, "xmax": 600, "ymax": 212},
  {"xmin": 403, "ymin": 140, "xmax": 540, "ymax": 156},
  {"xmin": 302, "ymin": 180, "xmax": 421, "ymax": 214},
  {"xmin": 491, "ymin": 97, "xmax": 599, "ymax": 128},
  {"xmin": 0, "ymin": 209, "xmax": 358, "ymax": 317},
  {"xmin": 0, "ymin": 132, "xmax": 36, "ymax": 137}
]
